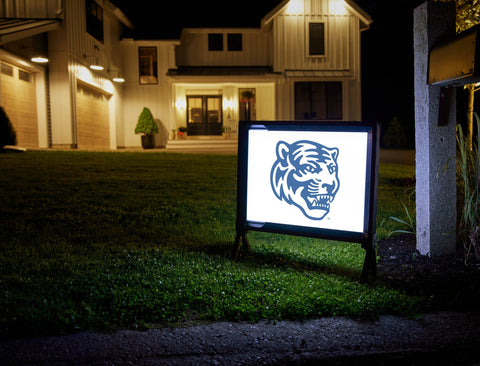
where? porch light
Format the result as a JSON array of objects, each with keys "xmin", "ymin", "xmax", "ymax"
[{"xmin": 331, "ymin": 0, "xmax": 347, "ymax": 15}]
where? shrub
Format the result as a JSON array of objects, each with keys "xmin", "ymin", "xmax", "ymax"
[
  {"xmin": 135, "ymin": 107, "xmax": 159, "ymax": 135},
  {"xmin": 0, "ymin": 106, "xmax": 16, "ymax": 148},
  {"xmin": 456, "ymin": 114, "xmax": 480, "ymax": 264}
]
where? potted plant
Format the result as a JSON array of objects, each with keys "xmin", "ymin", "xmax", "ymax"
[
  {"xmin": 177, "ymin": 126, "xmax": 188, "ymax": 139},
  {"xmin": 135, "ymin": 107, "xmax": 159, "ymax": 149}
]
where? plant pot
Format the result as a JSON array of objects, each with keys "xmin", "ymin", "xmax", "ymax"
[{"xmin": 141, "ymin": 134, "xmax": 155, "ymax": 149}]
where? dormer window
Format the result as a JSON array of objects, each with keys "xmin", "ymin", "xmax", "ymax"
[
  {"xmin": 86, "ymin": 0, "xmax": 103, "ymax": 43},
  {"xmin": 308, "ymin": 22, "xmax": 325, "ymax": 56}
]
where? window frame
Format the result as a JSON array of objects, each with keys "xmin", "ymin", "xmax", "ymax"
[
  {"xmin": 227, "ymin": 33, "xmax": 243, "ymax": 51},
  {"xmin": 208, "ymin": 33, "xmax": 224, "ymax": 51},
  {"xmin": 294, "ymin": 81, "xmax": 343, "ymax": 121},
  {"xmin": 307, "ymin": 22, "xmax": 326, "ymax": 57},
  {"xmin": 86, "ymin": 0, "xmax": 104, "ymax": 43},
  {"xmin": 138, "ymin": 46, "xmax": 158, "ymax": 85}
]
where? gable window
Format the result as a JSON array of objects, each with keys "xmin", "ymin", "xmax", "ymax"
[
  {"xmin": 309, "ymin": 23, "xmax": 325, "ymax": 56},
  {"xmin": 227, "ymin": 33, "xmax": 242, "ymax": 51},
  {"xmin": 295, "ymin": 82, "xmax": 342, "ymax": 120},
  {"xmin": 86, "ymin": 0, "xmax": 104, "ymax": 43},
  {"xmin": 138, "ymin": 47, "xmax": 158, "ymax": 84},
  {"xmin": 208, "ymin": 33, "xmax": 223, "ymax": 51}
]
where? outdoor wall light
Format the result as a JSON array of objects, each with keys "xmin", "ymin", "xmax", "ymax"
[
  {"xmin": 31, "ymin": 56, "xmax": 49, "ymax": 63},
  {"xmin": 90, "ymin": 63, "xmax": 104, "ymax": 71},
  {"xmin": 90, "ymin": 45, "xmax": 104, "ymax": 71}
]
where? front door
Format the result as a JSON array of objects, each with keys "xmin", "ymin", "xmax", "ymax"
[{"xmin": 187, "ymin": 95, "xmax": 222, "ymax": 136}]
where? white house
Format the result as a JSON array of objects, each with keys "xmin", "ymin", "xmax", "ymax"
[{"xmin": 0, "ymin": 0, "xmax": 371, "ymax": 150}]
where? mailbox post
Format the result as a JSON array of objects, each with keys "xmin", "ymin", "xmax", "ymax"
[{"xmin": 414, "ymin": 1, "xmax": 457, "ymax": 257}]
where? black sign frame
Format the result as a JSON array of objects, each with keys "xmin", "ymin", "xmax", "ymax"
[{"xmin": 233, "ymin": 120, "xmax": 380, "ymax": 282}]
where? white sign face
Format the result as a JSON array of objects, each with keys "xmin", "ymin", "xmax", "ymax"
[{"xmin": 246, "ymin": 129, "xmax": 369, "ymax": 234}]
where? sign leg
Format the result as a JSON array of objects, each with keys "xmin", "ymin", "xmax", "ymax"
[
  {"xmin": 232, "ymin": 231, "xmax": 250, "ymax": 261},
  {"xmin": 360, "ymin": 236, "xmax": 377, "ymax": 283}
]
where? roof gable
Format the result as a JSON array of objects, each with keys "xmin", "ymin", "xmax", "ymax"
[{"xmin": 262, "ymin": 0, "xmax": 372, "ymax": 29}]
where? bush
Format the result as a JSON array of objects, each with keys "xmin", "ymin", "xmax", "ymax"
[
  {"xmin": 134, "ymin": 107, "xmax": 159, "ymax": 135},
  {"xmin": 382, "ymin": 116, "xmax": 408, "ymax": 149},
  {"xmin": 0, "ymin": 106, "xmax": 16, "ymax": 148},
  {"xmin": 456, "ymin": 114, "xmax": 480, "ymax": 264}
]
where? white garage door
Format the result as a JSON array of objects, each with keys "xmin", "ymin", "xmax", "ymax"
[
  {"xmin": 76, "ymin": 83, "xmax": 110, "ymax": 149},
  {"xmin": 0, "ymin": 61, "xmax": 38, "ymax": 148}
]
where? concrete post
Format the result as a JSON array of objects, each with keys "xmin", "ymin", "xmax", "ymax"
[{"xmin": 414, "ymin": 1, "xmax": 457, "ymax": 256}]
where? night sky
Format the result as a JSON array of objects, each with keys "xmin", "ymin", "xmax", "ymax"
[{"xmin": 112, "ymin": 0, "xmax": 434, "ymax": 144}]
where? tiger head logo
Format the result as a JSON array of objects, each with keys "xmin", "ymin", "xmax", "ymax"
[{"xmin": 270, "ymin": 140, "xmax": 340, "ymax": 220}]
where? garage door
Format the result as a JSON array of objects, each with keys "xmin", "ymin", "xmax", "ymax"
[
  {"xmin": 0, "ymin": 61, "xmax": 38, "ymax": 148},
  {"xmin": 76, "ymin": 83, "xmax": 110, "ymax": 149}
]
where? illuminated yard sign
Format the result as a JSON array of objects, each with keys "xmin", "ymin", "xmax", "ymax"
[{"xmin": 234, "ymin": 121, "xmax": 379, "ymax": 282}]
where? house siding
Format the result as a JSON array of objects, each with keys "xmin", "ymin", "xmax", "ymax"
[
  {"xmin": 120, "ymin": 40, "xmax": 179, "ymax": 147},
  {"xmin": 176, "ymin": 28, "xmax": 272, "ymax": 67},
  {"xmin": 48, "ymin": 0, "xmax": 125, "ymax": 149}
]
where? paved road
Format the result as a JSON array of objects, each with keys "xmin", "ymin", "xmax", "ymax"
[{"xmin": 1, "ymin": 312, "xmax": 479, "ymax": 365}]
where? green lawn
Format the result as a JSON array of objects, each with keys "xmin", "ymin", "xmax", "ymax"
[{"xmin": 0, "ymin": 151, "xmax": 417, "ymax": 338}]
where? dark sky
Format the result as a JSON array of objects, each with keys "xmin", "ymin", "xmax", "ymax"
[{"xmin": 112, "ymin": 0, "xmax": 430, "ymax": 140}]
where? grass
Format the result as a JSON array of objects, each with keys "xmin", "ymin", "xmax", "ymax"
[{"xmin": 0, "ymin": 151, "xmax": 417, "ymax": 339}]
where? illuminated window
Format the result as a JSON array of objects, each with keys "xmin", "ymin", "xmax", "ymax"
[
  {"xmin": 86, "ymin": 0, "xmax": 103, "ymax": 42},
  {"xmin": 228, "ymin": 34, "xmax": 242, "ymax": 51},
  {"xmin": 208, "ymin": 34, "xmax": 223, "ymax": 51},
  {"xmin": 138, "ymin": 47, "xmax": 158, "ymax": 85},
  {"xmin": 295, "ymin": 82, "xmax": 342, "ymax": 120},
  {"xmin": 309, "ymin": 23, "xmax": 325, "ymax": 56}
]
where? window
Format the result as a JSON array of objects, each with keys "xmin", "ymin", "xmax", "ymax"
[
  {"xmin": 18, "ymin": 69, "xmax": 32, "ymax": 83},
  {"xmin": 138, "ymin": 47, "xmax": 158, "ymax": 84},
  {"xmin": 86, "ymin": 0, "xmax": 103, "ymax": 42},
  {"xmin": 1, "ymin": 62, "xmax": 13, "ymax": 77},
  {"xmin": 295, "ymin": 82, "xmax": 342, "ymax": 120},
  {"xmin": 228, "ymin": 33, "xmax": 242, "ymax": 51},
  {"xmin": 309, "ymin": 23, "xmax": 325, "ymax": 56},
  {"xmin": 208, "ymin": 33, "xmax": 223, "ymax": 51},
  {"xmin": 239, "ymin": 88, "xmax": 256, "ymax": 121}
]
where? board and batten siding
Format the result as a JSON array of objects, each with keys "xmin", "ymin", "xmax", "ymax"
[
  {"xmin": 175, "ymin": 28, "xmax": 272, "ymax": 67},
  {"xmin": 120, "ymin": 39, "xmax": 179, "ymax": 147},
  {"xmin": 48, "ymin": 0, "xmax": 125, "ymax": 149}
]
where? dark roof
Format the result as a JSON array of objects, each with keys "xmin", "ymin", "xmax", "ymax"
[{"xmin": 167, "ymin": 66, "xmax": 277, "ymax": 77}]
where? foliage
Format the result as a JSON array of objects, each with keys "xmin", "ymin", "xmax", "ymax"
[
  {"xmin": 433, "ymin": 0, "xmax": 480, "ymax": 32},
  {"xmin": 382, "ymin": 116, "xmax": 409, "ymax": 149},
  {"xmin": 0, "ymin": 107, "xmax": 16, "ymax": 148},
  {"xmin": 134, "ymin": 107, "xmax": 159, "ymax": 135},
  {"xmin": 456, "ymin": 115, "xmax": 480, "ymax": 264},
  {"xmin": 0, "ymin": 152, "xmax": 420, "ymax": 338}
]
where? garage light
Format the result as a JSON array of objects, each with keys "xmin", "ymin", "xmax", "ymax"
[
  {"xmin": 31, "ymin": 56, "xmax": 49, "ymax": 63},
  {"xmin": 90, "ymin": 63, "xmax": 104, "ymax": 71}
]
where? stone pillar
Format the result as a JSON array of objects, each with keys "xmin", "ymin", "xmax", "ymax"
[{"xmin": 414, "ymin": 1, "xmax": 457, "ymax": 256}]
